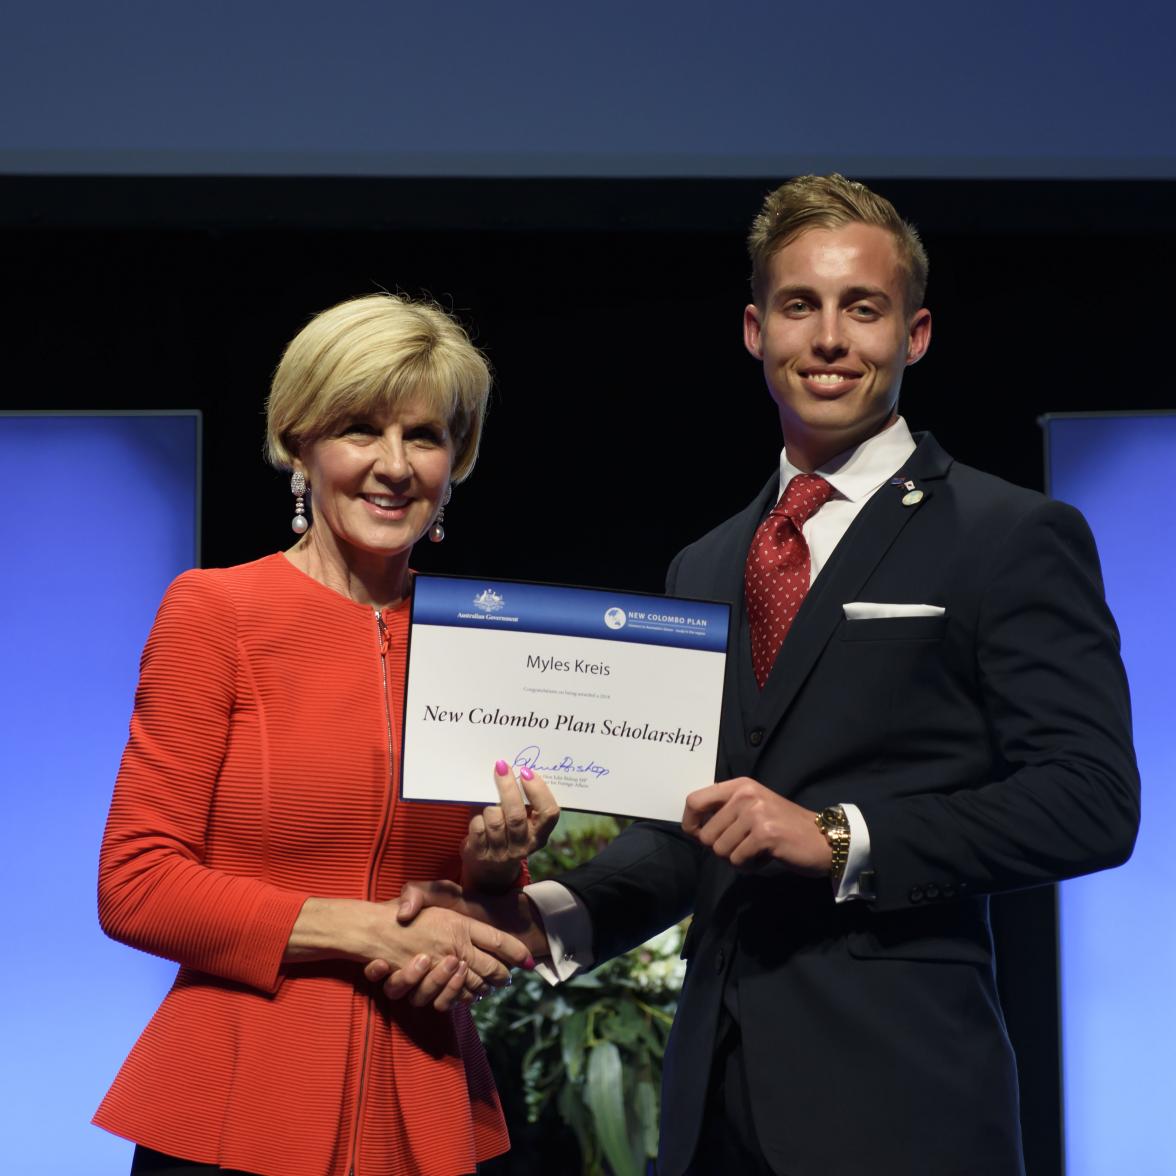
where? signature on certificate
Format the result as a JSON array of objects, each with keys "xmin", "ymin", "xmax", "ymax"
[{"xmin": 513, "ymin": 745, "xmax": 610, "ymax": 778}]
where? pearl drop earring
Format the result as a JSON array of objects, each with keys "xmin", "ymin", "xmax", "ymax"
[
  {"xmin": 429, "ymin": 484, "xmax": 452, "ymax": 543},
  {"xmin": 291, "ymin": 471, "xmax": 309, "ymax": 534}
]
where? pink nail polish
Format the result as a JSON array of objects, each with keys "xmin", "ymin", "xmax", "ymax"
[
  {"xmin": 520, "ymin": 766, "xmax": 535, "ymax": 782},
  {"xmin": 524, "ymin": 955, "xmax": 536, "ymax": 970},
  {"xmin": 495, "ymin": 759, "xmax": 509, "ymax": 776}
]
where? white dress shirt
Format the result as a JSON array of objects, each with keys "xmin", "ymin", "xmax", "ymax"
[{"xmin": 527, "ymin": 418, "xmax": 918, "ymax": 978}]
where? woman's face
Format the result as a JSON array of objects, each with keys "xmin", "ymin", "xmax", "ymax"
[{"xmin": 294, "ymin": 398, "xmax": 455, "ymax": 567}]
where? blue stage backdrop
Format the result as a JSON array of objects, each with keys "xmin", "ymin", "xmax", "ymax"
[
  {"xmin": 1045, "ymin": 413, "xmax": 1175, "ymax": 1175},
  {"xmin": 0, "ymin": 413, "xmax": 199, "ymax": 1175},
  {"xmin": 2, "ymin": 0, "xmax": 1174, "ymax": 177}
]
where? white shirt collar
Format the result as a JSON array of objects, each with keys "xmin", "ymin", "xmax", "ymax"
[{"xmin": 777, "ymin": 416, "xmax": 918, "ymax": 504}]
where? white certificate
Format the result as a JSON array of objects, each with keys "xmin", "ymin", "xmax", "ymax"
[{"xmin": 401, "ymin": 575, "xmax": 730, "ymax": 821}]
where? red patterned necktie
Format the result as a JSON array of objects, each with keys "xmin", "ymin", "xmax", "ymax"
[{"xmin": 744, "ymin": 473, "xmax": 836, "ymax": 688}]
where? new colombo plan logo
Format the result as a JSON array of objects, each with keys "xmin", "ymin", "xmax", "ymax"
[{"xmin": 603, "ymin": 607, "xmax": 627, "ymax": 630}]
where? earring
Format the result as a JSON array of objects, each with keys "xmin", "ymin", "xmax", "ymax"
[
  {"xmin": 429, "ymin": 484, "xmax": 452, "ymax": 543},
  {"xmin": 291, "ymin": 471, "xmax": 309, "ymax": 534}
]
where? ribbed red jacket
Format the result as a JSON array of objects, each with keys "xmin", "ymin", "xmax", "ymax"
[{"xmin": 94, "ymin": 554, "xmax": 509, "ymax": 1176}]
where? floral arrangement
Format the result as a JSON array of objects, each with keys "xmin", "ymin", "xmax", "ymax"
[{"xmin": 472, "ymin": 811, "xmax": 688, "ymax": 1176}]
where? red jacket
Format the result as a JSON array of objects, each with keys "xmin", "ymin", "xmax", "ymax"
[{"xmin": 95, "ymin": 554, "xmax": 508, "ymax": 1176}]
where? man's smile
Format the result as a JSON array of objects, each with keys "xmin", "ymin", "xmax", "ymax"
[{"xmin": 798, "ymin": 366, "xmax": 865, "ymax": 395}]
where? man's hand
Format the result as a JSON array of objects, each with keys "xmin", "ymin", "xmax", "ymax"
[
  {"xmin": 364, "ymin": 880, "xmax": 550, "ymax": 1002},
  {"xmin": 682, "ymin": 777, "xmax": 832, "ymax": 875},
  {"xmin": 461, "ymin": 762, "xmax": 560, "ymax": 891}
]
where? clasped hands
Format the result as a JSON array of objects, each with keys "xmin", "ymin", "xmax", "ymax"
[
  {"xmin": 364, "ymin": 760, "xmax": 559, "ymax": 1011},
  {"xmin": 368, "ymin": 774, "xmax": 830, "ymax": 1011}
]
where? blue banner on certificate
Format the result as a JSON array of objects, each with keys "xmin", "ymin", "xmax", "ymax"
[{"xmin": 401, "ymin": 575, "xmax": 730, "ymax": 821}]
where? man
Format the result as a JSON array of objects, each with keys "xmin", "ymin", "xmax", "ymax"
[{"xmin": 390, "ymin": 175, "xmax": 1140, "ymax": 1175}]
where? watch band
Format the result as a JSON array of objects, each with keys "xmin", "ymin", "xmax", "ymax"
[{"xmin": 814, "ymin": 805, "xmax": 851, "ymax": 888}]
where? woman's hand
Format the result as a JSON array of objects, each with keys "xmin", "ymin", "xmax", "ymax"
[
  {"xmin": 363, "ymin": 902, "xmax": 531, "ymax": 1000},
  {"xmin": 286, "ymin": 895, "xmax": 532, "ymax": 1012},
  {"xmin": 373, "ymin": 950, "xmax": 475, "ymax": 1011},
  {"xmin": 461, "ymin": 761, "xmax": 560, "ymax": 891},
  {"xmin": 365, "ymin": 880, "xmax": 550, "ymax": 1006}
]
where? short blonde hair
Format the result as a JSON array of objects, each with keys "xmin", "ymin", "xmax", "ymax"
[
  {"xmin": 748, "ymin": 174, "xmax": 929, "ymax": 313},
  {"xmin": 265, "ymin": 293, "xmax": 491, "ymax": 483}
]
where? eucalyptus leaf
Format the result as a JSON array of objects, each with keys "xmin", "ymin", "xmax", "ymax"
[
  {"xmin": 585, "ymin": 1041, "xmax": 642, "ymax": 1176},
  {"xmin": 600, "ymin": 1001, "xmax": 644, "ymax": 1046},
  {"xmin": 568, "ymin": 971, "xmax": 607, "ymax": 990},
  {"xmin": 561, "ymin": 1009, "xmax": 589, "ymax": 1082},
  {"xmin": 543, "ymin": 991, "xmax": 578, "ymax": 1018},
  {"xmin": 558, "ymin": 1079, "xmax": 600, "ymax": 1173},
  {"xmin": 634, "ymin": 1078, "xmax": 659, "ymax": 1158},
  {"xmin": 633, "ymin": 1015, "xmax": 666, "ymax": 1055}
]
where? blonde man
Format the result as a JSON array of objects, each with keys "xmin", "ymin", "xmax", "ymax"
[{"xmin": 391, "ymin": 180, "xmax": 1139, "ymax": 1176}]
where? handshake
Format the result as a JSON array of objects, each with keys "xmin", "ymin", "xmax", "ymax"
[
  {"xmin": 363, "ymin": 880, "xmax": 551, "ymax": 1011},
  {"xmin": 288, "ymin": 761, "xmax": 557, "ymax": 1013}
]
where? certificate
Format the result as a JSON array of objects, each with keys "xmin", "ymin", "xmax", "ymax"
[{"xmin": 401, "ymin": 575, "xmax": 730, "ymax": 821}]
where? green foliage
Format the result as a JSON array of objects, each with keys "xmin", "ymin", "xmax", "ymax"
[
  {"xmin": 474, "ymin": 811, "xmax": 687, "ymax": 1176},
  {"xmin": 525, "ymin": 810, "xmax": 627, "ymax": 881}
]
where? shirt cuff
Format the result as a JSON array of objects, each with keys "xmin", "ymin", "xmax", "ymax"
[
  {"xmin": 523, "ymin": 879, "xmax": 595, "ymax": 984},
  {"xmin": 834, "ymin": 802, "xmax": 875, "ymax": 903}
]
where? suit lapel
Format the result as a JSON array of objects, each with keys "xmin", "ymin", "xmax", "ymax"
[{"xmin": 750, "ymin": 432, "xmax": 954, "ymax": 741}]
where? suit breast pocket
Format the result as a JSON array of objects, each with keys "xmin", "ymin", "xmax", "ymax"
[{"xmin": 840, "ymin": 615, "xmax": 946, "ymax": 642}]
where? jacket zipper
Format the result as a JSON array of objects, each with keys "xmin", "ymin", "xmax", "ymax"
[{"xmin": 348, "ymin": 607, "xmax": 397, "ymax": 1176}]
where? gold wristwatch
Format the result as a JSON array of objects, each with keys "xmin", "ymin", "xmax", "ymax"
[{"xmin": 814, "ymin": 805, "xmax": 851, "ymax": 888}]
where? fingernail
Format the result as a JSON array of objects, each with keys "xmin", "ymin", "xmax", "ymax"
[
  {"xmin": 456, "ymin": 960, "xmax": 468, "ymax": 975},
  {"xmin": 444, "ymin": 957, "xmax": 459, "ymax": 972},
  {"xmin": 519, "ymin": 766, "xmax": 534, "ymax": 781},
  {"xmin": 414, "ymin": 954, "xmax": 429, "ymax": 968},
  {"xmin": 495, "ymin": 759, "xmax": 509, "ymax": 776},
  {"xmin": 524, "ymin": 955, "xmax": 536, "ymax": 970}
]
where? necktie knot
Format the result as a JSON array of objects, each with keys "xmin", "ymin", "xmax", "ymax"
[{"xmin": 777, "ymin": 473, "xmax": 835, "ymax": 529}]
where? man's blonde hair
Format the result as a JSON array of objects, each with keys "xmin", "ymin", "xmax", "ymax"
[
  {"xmin": 266, "ymin": 293, "xmax": 491, "ymax": 482},
  {"xmin": 748, "ymin": 174, "xmax": 929, "ymax": 313}
]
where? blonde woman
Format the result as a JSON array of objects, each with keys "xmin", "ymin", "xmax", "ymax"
[{"xmin": 95, "ymin": 294, "xmax": 558, "ymax": 1176}]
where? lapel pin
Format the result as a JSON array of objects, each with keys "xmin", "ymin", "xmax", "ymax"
[{"xmin": 893, "ymin": 476, "xmax": 924, "ymax": 507}]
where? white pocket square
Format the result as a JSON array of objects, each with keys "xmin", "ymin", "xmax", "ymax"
[{"xmin": 842, "ymin": 602, "xmax": 946, "ymax": 620}]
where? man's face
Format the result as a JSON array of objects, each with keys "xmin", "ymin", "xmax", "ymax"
[{"xmin": 743, "ymin": 223, "xmax": 931, "ymax": 469}]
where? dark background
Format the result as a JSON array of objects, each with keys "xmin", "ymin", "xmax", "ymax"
[{"xmin": 3, "ymin": 175, "xmax": 1170, "ymax": 1175}]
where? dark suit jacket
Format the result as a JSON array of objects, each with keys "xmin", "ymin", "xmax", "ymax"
[{"xmin": 559, "ymin": 433, "xmax": 1139, "ymax": 1176}]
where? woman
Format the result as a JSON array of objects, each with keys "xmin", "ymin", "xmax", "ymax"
[{"xmin": 94, "ymin": 293, "xmax": 559, "ymax": 1176}]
